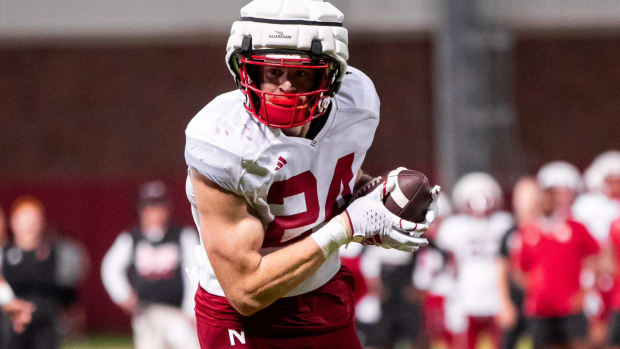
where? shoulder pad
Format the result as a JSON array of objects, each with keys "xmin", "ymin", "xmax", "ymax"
[
  {"xmin": 185, "ymin": 91, "xmax": 272, "ymax": 194},
  {"xmin": 335, "ymin": 66, "xmax": 380, "ymax": 118}
]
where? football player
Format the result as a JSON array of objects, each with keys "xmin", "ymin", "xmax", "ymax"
[
  {"xmin": 2, "ymin": 195, "xmax": 87, "ymax": 349},
  {"xmin": 184, "ymin": 0, "xmax": 439, "ymax": 348},
  {"xmin": 101, "ymin": 181, "xmax": 200, "ymax": 349},
  {"xmin": 519, "ymin": 161, "xmax": 599, "ymax": 349},
  {"xmin": 496, "ymin": 176, "xmax": 539, "ymax": 349},
  {"xmin": 436, "ymin": 172, "xmax": 513, "ymax": 349},
  {"xmin": 0, "ymin": 208, "xmax": 35, "ymax": 336}
]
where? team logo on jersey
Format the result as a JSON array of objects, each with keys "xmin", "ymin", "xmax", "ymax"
[
  {"xmin": 274, "ymin": 156, "xmax": 287, "ymax": 171},
  {"xmin": 228, "ymin": 329, "xmax": 246, "ymax": 346}
]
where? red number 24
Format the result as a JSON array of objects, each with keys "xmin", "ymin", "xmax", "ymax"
[{"xmin": 264, "ymin": 153, "xmax": 355, "ymax": 247}]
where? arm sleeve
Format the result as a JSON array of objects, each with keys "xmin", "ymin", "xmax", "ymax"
[
  {"xmin": 55, "ymin": 239, "xmax": 90, "ymax": 306},
  {"xmin": 180, "ymin": 227, "xmax": 200, "ymax": 316},
  {"xmin": 101, "ymin": 232, "xmax": 134, "ymax": 304},
  {"xmin": 55, "ymin": 239, "xmax": 89, "ymax": 288},
  {"xmin": 185, "ymin": 137, "xmax": 243, "ymax": 195},
  {"xmin": 577, "ymin": 222, "xmax": 600, "ymax": 257}
]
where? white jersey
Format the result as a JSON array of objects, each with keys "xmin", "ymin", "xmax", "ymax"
[
  {"xmin": 572, "ymin": 192, "xmax": 620, "ymax": 245},
  {"xmin": 436, "ymin": 211, "xmax": 513, "ymax": 317},
  {"xmin": 185, "ymin": 67, "xmax": 380, "ymax": 297}
]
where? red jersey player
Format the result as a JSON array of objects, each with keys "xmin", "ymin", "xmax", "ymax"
[
  {"xmin": 184, "ymin": 0, "xmax": 440, "ymax": 348},
  {"xmin": 518, "ymin": 161, "xmax": 599, "ymax": 349}
]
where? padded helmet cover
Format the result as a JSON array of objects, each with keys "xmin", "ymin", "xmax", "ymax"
[{"xmin": 226, "ymin": 0, "xmax": 348, "ymax": 88}]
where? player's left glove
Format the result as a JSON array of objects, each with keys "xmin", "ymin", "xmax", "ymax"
[{"xmin": 311, "ymin": 170, "xmax": 430, "ymax": 256}]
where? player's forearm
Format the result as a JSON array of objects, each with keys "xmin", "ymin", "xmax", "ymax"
[
  {"xmin": 213, "ymin": 237, "xmax": 325, "ymax": 316},
  {"xmin": 245, "ymin": 238, "xmax": 326, "ymax": 313}
]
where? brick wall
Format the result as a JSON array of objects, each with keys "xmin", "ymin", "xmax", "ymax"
[{"xmin": 1, "ymin": 33, "xmax": 618, "ymax": 332}]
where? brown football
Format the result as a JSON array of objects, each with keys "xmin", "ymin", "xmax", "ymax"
[{"xmin": 353, "ymin": 169, "xmax": 432, "ymax": 223}]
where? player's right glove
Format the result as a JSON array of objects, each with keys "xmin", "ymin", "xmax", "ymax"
[{"xmin": 311, "ymin": 172, "xmax": 429, "ymax": 256}]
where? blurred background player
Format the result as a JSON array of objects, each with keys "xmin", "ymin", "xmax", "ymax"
[
  {"xmin": 496, "ymin": 177, "xmax": 541, "ymax": 349},
  {"xmin": 0, "ymin": 207, "xmax": 35, "ymax": 348},
  {"xmin": 518, "ymin": 161, "xmax": 599, "ymax": 349},
  {"xmin": 573, "ymin": 150, "xmax": 620, "ymax": 347},
  {"xmin": 101, "ymin": 180, "xmax": 200, "ymax": 349},
  {"xmin": 358, "ymin": 244, "xmax": 426, "ymax": 349},
  {"xmin": 436, "ymin": 172, "xmax": 513, "ymax": 349},
  {"xmin": 1, "ymin": 195, "xmax": 87, "ymax": 349}
]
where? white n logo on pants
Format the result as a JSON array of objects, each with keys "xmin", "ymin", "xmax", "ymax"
[{"xmin": 228, "ymin": 329, "xmax": 246, "ymax": 346}]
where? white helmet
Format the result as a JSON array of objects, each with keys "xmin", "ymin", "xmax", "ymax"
[
  {"xmin": 226, "ymin": 0, "xmax": 348, "ymax": 128},
  {"xmin": 536, "ymin": 161, "xmax": 582, "ymax": 192},
  {"xmin": 452, "ymin": 172, "xmax": 503, "ymax": 216},
  {"xmin": 584, "ymin": 150, "xmax": 620, "ymax": 191}
]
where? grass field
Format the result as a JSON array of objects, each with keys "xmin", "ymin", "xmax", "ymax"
[{"xmin": 61, "ymin": 335, "xmax": 133, "ymax": 349}]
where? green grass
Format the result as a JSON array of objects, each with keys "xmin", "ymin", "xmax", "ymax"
[{"xmin": 61, "ymin": 335, "xmax": 133, "ymax": 349}]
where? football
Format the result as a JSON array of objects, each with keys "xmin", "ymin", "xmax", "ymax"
[{"xmin": 353, "ymin": 169, "xmax": 433, "ymax": 223}]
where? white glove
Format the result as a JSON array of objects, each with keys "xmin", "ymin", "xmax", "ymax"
[
  {"xmin": 311, "ymin": 168, "xmax": 438, "ymax": 256},
  {"xmin": 352, "ymin": 167, "xmax": 442, "ymax": 228},
  {"xmin": 345, "ymin": 172, "xmax": 430, "ymax": 252}
]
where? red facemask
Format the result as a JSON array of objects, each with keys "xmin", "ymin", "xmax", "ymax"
[{"xmin": 238, "ymin": 55, "xmax": 334, "ymax": 128}]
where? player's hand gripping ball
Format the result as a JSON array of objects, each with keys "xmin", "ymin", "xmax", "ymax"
[{"xmin": 353, "ymin": 168, "xmax": 440, "ymax": 226}]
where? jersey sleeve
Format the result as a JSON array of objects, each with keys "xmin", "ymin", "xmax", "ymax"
[
  {"xmin": 336, "ymin": 67, "xmax": 380, "ymax": 118},
  {"xmin": 572, "ymin": 221, "xmax": 600, "ymax": 257},
  {"xmin": 184, "ymin": 97, "xmax": 245, "ymax": 195},
  {"xmin": 185, "ymin": 136, "xmax": 243, "ymax": 195},
  {"xmin": 101, "ymin": 232, "xmax": 134, "ymax": 304},
  {"xmin": 610, "ymin": 218, "xmax": 620, "ymax": 252},
  {"xmin": 55, "ymin": 238, "xmax": 89, "ymax": 288}
]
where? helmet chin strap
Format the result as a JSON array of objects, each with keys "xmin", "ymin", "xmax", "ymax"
[{"xmin": 260, "ymin": 97, "xmax": 311, "ymax": 127}]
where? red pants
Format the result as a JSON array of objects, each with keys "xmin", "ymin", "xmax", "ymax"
[
  {"xmin": 194, "ymin": 266, "xmax": 362, "ymax": 348},
  {"xmin": 196, "ymin": 320, "xmax": 362, "ymax": 349},
  {"xmin": 466, "ymin": 316, "xmax": 500, "ymax": 349},
  {"xmin": 423, "ymin": 294, "xmax": 449, "ymax": 343}
]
